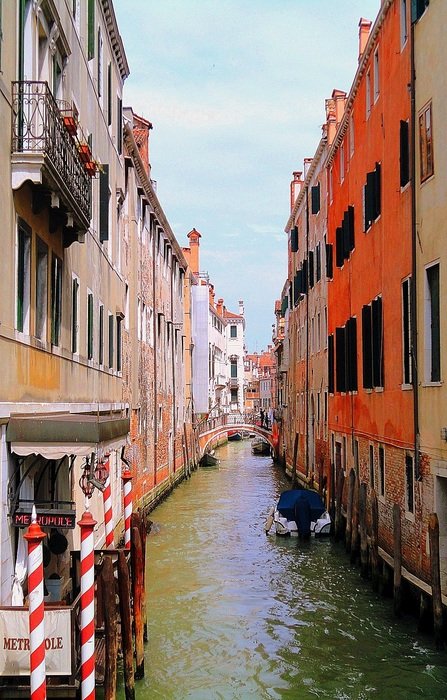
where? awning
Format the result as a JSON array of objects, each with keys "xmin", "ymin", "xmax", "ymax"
[{"xmin": 6, "ymin": 413, "xmax": 130, "ymax": 459}]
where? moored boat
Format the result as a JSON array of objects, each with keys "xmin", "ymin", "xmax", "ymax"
[
  {"xmin": 265, "ymin": 489, "xmax": 331, "ymax": 538},
  {"xmin": 228, "ymin": 430, "xmax": 242, "ymax": 441},
  {"xmin": 200, "ymin": 450, "xmax": 219, "ymax": 466},
  {"xmin": 251, "ymin": 438, "xmax": 270, "ymax": 455}
]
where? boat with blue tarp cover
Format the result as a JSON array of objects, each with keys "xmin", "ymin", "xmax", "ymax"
[{"xmin": 264, "ymin": 489, "xmax": 331, "ymax": 538}]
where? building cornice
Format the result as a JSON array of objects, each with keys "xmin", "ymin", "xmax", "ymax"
[
  {"xmin": 101, "ymin": 0, "xmax": 130, "ymax": 81},
  {"xmin": 124, "ymin": 124, "xmax": 189, "ymax": 270}
]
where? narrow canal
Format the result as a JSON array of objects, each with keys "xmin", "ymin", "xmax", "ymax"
[{"xmin": 118, "ymin": 441, "xmax": 447, "ymax": 699}]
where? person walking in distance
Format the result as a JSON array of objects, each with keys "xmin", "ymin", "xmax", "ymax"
[{"xmin": 260, "ymin": 408, "xmax": 265, "ymax": 428}]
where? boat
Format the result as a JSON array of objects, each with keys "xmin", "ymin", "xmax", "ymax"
[
  {"xmin": 200, "ymin": 451, "xmax": 219, "ymax": 466},
  {"xmin": 264, "ymin": 489, "xmax": 331, "ymax": 538},
  {"xmin": 251, "ymin": 438, "xmax": 271, "ymax": 455},
  {"xmin": 228, "ymin": 430, "xmax": 242, "ymax": 441}
]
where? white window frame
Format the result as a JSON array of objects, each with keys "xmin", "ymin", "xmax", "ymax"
[{"xmin": 374, "ymin": 47, "xmax": 380, "ymax": 103}]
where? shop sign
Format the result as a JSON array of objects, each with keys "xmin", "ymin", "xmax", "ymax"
[
  {"xmin": 11, "ymin": 510, "xmax": 76, "ymax": 529},
  {"xmin": 0, "ymin": 608, "xmax": 71, "ymax": 675}
]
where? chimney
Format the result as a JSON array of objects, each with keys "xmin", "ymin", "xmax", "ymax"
[
  {"xmin": 186, "ymin": 228, "xmax": 202, "ymax": 276},
  {"xmin": 304, "ymin": 158, "xmax": 312, "ymax": 178},
  {"xmin": 358, "ymin": 18, "xmax": 372, "ymax": 61},
  {"xmin": 290, "ymin": 171, "xmax": 303, "ymax": 212},
  {"xmin": 132, "ymin": 113, "xmax": 153, "ymax": 176},
  {"xmin": 238, "ymin": 300, "xmax": 244, "ymax": 316},
  {"xmin": 216, "ymin": 298, "xmax": 224, "ymax": 316},
  {"xmin": 209, "ymin": 284, "xmax": 215, "ymax": 307},
  {"xmin": 332, "ymin": 89, "xmax": 347, "ymax": 126},
  {"xmin": 325, "ymin": 97, "xmax": 337, "ymax": 145}
]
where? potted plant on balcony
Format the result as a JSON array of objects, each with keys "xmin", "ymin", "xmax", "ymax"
[
  {"xmin": 62, "ymin": 114, "xmax": 78, "ymax": 136},
  {"xmin": 78, "ymin": 142, "xmax": 92, "ymax": 164}
]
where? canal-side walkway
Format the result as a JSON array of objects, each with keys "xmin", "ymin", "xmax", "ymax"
[{"xmin": 117, "ymin": 441, "xmax": 447, "ymax": 699}]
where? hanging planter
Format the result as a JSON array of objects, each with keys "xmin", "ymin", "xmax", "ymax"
[
  {"xmin": 78, "ymin": 143, "xmax": 92, "ymax": 163},
  {"xmin": 63, "ymin": 115, "xmax": 77, "ymax": 136},
  {"xmin": 84, "ymin": 160, "xmax": 98, "ymax": 177}
]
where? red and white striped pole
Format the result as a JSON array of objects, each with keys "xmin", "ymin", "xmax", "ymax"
[
  {"xmin": 122, "ymin": 469, "xmax": 133, "ymax": 550},
  {"xmin": 78, "ymin": 503, "xmax": 97, "ymax": 700},
  {"xmin": 24, "ymin": 506, "xmax": 47, "ymax": 700},
  {"xmin": 101, "ymin": 457, "xmax": 114, "ymax": 548}
]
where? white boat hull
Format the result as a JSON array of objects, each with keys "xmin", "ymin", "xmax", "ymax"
[{"xmin": 265, "ymin": 509, "xmax": 331, "ymax": 537}]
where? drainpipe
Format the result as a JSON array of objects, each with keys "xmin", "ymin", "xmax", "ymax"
[
  {"xmin": 410, "ymin": 19, "xmax": 420, "ymax": 480},
  {"xmin": 170, "ymin": 255, "xmax": 176, "ymax": 476},
  {"xmin": 305, "ymin": 187, "xmax": 310, "ymax": 479},
  {"xmin": 153, "ymin": 226, "xmax": 158, "ymax": 485}
]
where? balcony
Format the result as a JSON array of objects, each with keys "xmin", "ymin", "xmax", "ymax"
[
  {"xmin": 215, "ymin": 373, "xmax": 227, "ymax": 388},
  {"xmin": 230, "ymin": 377, "xmax": 239, "ymax": 389},
  {"xmin": 11, "ymin": 81, "xmax": 91, "ymax": 245}
]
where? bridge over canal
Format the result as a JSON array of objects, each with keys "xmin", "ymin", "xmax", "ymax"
[{"xmin": 197, "ymin": 414, "xmax": 276, "ymax": 457}]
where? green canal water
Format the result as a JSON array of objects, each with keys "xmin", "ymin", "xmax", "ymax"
[{"xmin": 117, "ymin": 440, "xmax": 447, "ymax": 699}]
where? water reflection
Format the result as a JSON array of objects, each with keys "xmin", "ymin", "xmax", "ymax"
[{"xmin": 117, "ymin": 441, "xmax": 447, "ymax": 699}]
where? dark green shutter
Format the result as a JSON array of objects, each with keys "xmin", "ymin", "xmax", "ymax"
[
  {"xmin": 87, "ymin": 0, "xmax": 95, "ymax": 60},
  {"xmin": 336, "ymin": 327, "xmax": 346, "ymax": 393},
  {"xmin": 328, "ymin": 334, "xmax": 334, "ymax": 394},
  {"xmin": 117, "ymin": 97, "xmax": 123, "ymax": 155},
  {"xmin": 108, "ymin": 313, "xmax": 114, "ymax": 368},
  {"xmin": 362, "ymin": 304, "xmax": 373, "ymax": 389},
  {"xmin": 72, "ymin": 278, "xmax": 78, "ymax": 353},
  {"xmin": 326, "ymin": 243, "xmax": 333, "ymax": 279},
  {"xmin": 311, "ymin": 183, "xmax": 320, "ymax": 214},
  {"xmin": 346, "ymin": 317, "xmax": 358, "ymax": 392},
  {"xmin": 348, "ymin": 206, "xmax": 355, "ymax": 251},
  {"xmin": 99, "ymin": 305, "xmax": 104, "ymax": 365},
  {"xmin": 372, "ymin": 297, "xmax": 383, "ymax": 387},
  {"xmin": 427, "ymin": 265, "xmax": 440, "ymax": 381},
  {"xmin": 365, "ymin": 171, "xmax": 375, "ymax": 229},
  {"xmin": 308, "ymin": 250, "xmax": 314, "ymax": 289},
  {"xmin": 116, "ymin": 317, "xmax": 122, "ymax": 371},
  {"xmin": 400, "ymin": 120, "xmax": 410, "ymax": 187},
  {"xmin": 336, "ymin": 227, "xmax": 344, "ymax": 267},
  {"xmin": 99, "ymin": 164, "xmax": 109, "ymax": 242},
  {"xmin": 107, "ymin": 63, "xmax": 112, "ymax": 126},
  {"xmin": 302, "ymin": 259, "xmax": 308, "ymax": 294},
  {"xmin": 87, "ymin": 293, "xmax": 93, "ymax": 359},
  {"xmin": 290, "ymin": 226, "xmax": 298, "ymax": 253},
  {"xmin": 373, "ymin": 163, "xmax": 381, "ymax": 219},
  {"xmin": 316, "ymin": 243, "xmax": 321, "ymax": 282}
]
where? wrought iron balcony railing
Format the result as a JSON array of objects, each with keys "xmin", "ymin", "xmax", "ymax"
[{"xmin": 11, "ymin": 81, "xmax": 91, "ymax": 234}]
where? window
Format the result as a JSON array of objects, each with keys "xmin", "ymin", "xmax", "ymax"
[
  {"xmin": 99, "ymin": 303, "xmax": 104, "ymax": 365},
  {"xmin": 362, "ymin": 296, "xmax": 384, "ymax": 389},
  {"xmin": 400, "ymin": 120, "xmax": 410, "ymax": 187},
  {"xmin": 363, "ymin": 163, "xmax": 381, "ymax": 231},
  {"xmin": 17, "ymin": 220, "xmax": 31, "ymax": 333},
  {"xmin": 425, "ymin": 263, "xmax": 440, "ymax": 382},
  {"xmin": 328, "ymin": 335, "xmax": 334, "ymax": 394},
  {"xmin": 231, "ymin": 388, "xmax": 238, "ymax": 403},
  {"xmin": 87, "ymin": 292, "xmax": 94, "ymax": 360},
  {"xmin": 369, "ymin": 445, "xmax": 375, "ymax": 489},
  {"xmin": 107, "ymin": 63, "xmax": 112, "ymax": 126},
  {"xmin": 366, "ymin": 71, "xmax": 371, "ymax": 119},
  {"xmin": 108, "ymin": 313, "xmax": 114, "ymax": 369},
  {"xmin": 87, "ymin": 0, "xmax": 95, "ymax": 60},
  {"xmin": 311, "ymin": 183, "xmax": 320, "ymax": 214},
  {"xmin": 231, "ymin": 361, "xmax": 237, "ymax": 378},
  {"xmin": 308, "ymin": 250, "xmax": 314, "ymax": 289},
  {"xmin": 340, "ymin": 142, "xmax": 345, "ymax": 183},
  {"xmin": 405, "ymin": 454, "xmax": 414, "ymax": 513},
  {"xmin": 411, "ymin": 0, "xmax": 429, "ymax": 23},
  {"xmin": 328, "ymin": 167, "xmax": 333, "ymax": 203},
  {"xmin": 51, "ymin": 255, "xmax": 62, "ymax": 346},
  {"xmin": 373, "ymin": 48, "xmax": 380, "ymax": 102},
  {"xmin": 419, "ymin": 102, "xmax": 434, "ymax": 182},
  {"xmin": 402, "ymin": 277, "xmax": 412, "ymax": 385},
  {"xmin": 230, "ymin": 325, "xmax": 237, "ymax": 338},
  {"xmin": 335, "ymin": 318, "xmax": 357, "ymax": 393},
  {"xmin": 378, "ymin": 446, "xmax": 385, "ymax": 497},
  {"xmin": 116, "ymin": 316, "xmax": 122, "ymax": 371},
  {"xmin": 316, "ymin": 243, "xmax": 321, "ymax": 282},
  {"xmin": 35, "ymin": 238, "xmax": 48, "ymax": 341},
  {"xmin": 400, "ymin": 0, "xmax": 408, "ymax": 48},
  {"xmin": 117, "ymin": 96, "xmax": 123, "ymax": 155},
  {"xmin": 72, "ymin": 276, "xmax": 79, "ymax": 353},
  {"xmin": 336, "ymin": 206, "xmax": 355, "ymax": 267},
  {"xmin": 349, "ymin": 113, "xmax": 355, "ymax": 158},
  {"xmin": 326, "ymin": 243, "xmax": 333, "ymax": 279}
]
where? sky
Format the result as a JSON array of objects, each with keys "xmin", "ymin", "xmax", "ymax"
[{"xmin": 113, "ymin": 0, "xmax": 379, "ymax": 352}]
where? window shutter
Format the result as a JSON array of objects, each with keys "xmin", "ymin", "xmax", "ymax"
[
  {"xmin": 290, "ymin": 226, "xmax": 298, "ymax": 253},
  {"xmin": 117, "ymin": 97, "xmax": 123, "ymax": 155},
  {"xmin": 99, "ymin": 164, "xmax": 109, "ymax": 242},
  {"xmin": 72, "ymin": 278, "xmax": 78, "ymax": 354},
  {"xmin": 328, "ymin": 334, "xmax": 335, "ymax": 394},
  {"xmin": 311, "ymin": 183, "xmax": 320, "ymax": 214},
  {"xmin": 400, "ymin": 120, "xmax": 410, "ymax": 187},
  {"xmin": 87, "ymin": 293, "xmax": 93, "ymax": 359},
  {"xmin": 294, "ymin": 272, "xmax": 300, "ymax": 306},
  {"xmin": 342, "ymin": 211, "xmax": 350, "ymax": 260},
  {"xmin": 316, "ymin": 243, "xmax": 321, "ymax": 282},
  {"xmin": 326, "ymin": 243, "xmax": 333, "ymax": 278},
  {"xmin": 302, "ymin": 259, "xmax": 308, "ymax": 294},
  {"xmin": 346, "ymin": 317, "xmax": 358, "ymax": 391},
  {"xmin": 373, "ymin": 163, "xmax": 381, "ymax": 219},
  {"xmin": 362, "ymin": 304, "xmax": 373, "ymax": 389},
  {"xmin": 108, "ymin": 313, "xmax": 114, "ymax": 368},
  {"xmin": 336, "ymin": 327, "xmax": 346, "ymax": 393},
  {"xmin": 87, "ymin": 0, "xmax": 95, "ymax": 60},
  {"xmin": 366, "ymin": 171, "xmax": 375, "ymax": 229},
  {"xmin": 372, "ymin": 297, "xmax": 383, "ymax": 387},
  {"xmin": 308, "ymin": 251, "xmax": 314, "ymax": 289},
  {"xmin": 107, "ymin": 63, "xmax": 112, "ymax": 127},
  {"xmin": 336, "ymin": 227, "xmax": 344, "ymax": 267},
  {"xmin": 348, "ymin": 205, "xmax": 355, "ymax": 251}
]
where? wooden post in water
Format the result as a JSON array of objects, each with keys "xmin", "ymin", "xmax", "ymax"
[
  {"xmin": 345, "ymin": 468, "xmax": 355, "ymax": 553},
  {"xmin": 132, "ymin": 525, "xmax": 145, "ymax": 679},
  {"xmin": 429, "ymin": 513, "xmax": 444, "ymax": 649},
  {"xmin": 350, "ymin": 474, "xmax": 360, "ymax": 565},
  {"xmin": 370, "ymin": 489, "xmax": 379, "ymax": 591},
  {"xmin": 118, "ymin": 550, "xmax": 135, "ymax": 700},
  {"xmin": 334, "ymin": 469, "xmax": 345, "ymax": 542},
  {"xmin": 359, "ymin": 482, "xmax": 368, "ymax": 578},
  {"xmin": 393, "ymin": 503, "xmax": 402, "ymax": 617},
  {"xmin": 102, "ymin": 555, "xmax": 118, "ymax": 700},
  {"xmin": 96, "ymin": 562, "xmax": 105, "ymax": 630},
  {"xmin": 292, "ymin": 433, "xmax": 299, "ymax": 488},
  {"xmin": 183, "ymin": 423, "xmax": 190, "ymax": 477}
]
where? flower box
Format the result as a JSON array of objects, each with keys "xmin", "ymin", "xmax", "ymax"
[
  {"xmin": 78, "ymin": 143, "xmax": 92, "ymax": 163},
  {"xmin": 84, "ymin": 160, "xmax": 98, "ymax": 177},
  {"xmin": 63, "ymin": 115, "xmax": 77, "ymax": 136}
]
